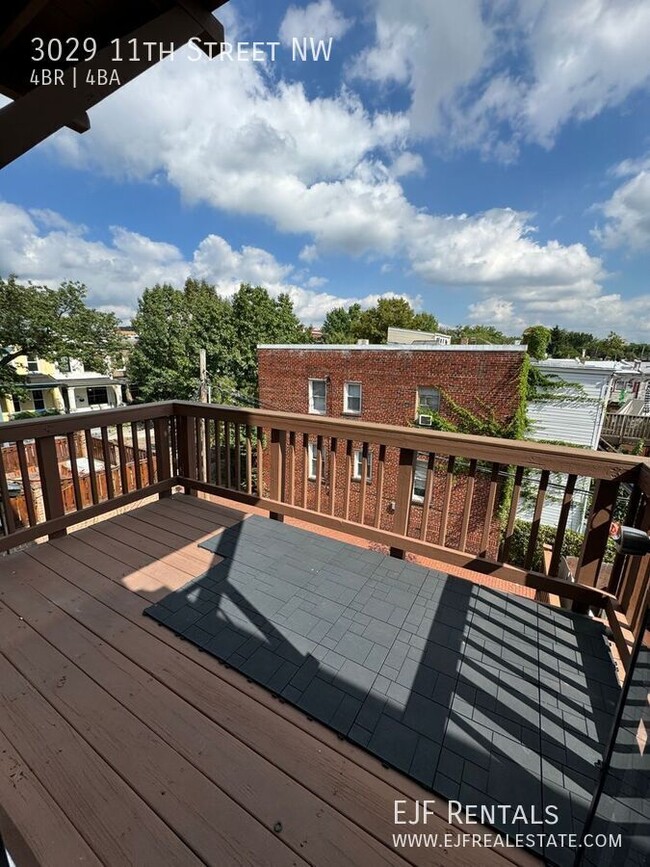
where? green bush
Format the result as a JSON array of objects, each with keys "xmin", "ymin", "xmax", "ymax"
[
  {"xmin": 11, "ymin": 408, "xmax": 60, "ymax": 420},
  {"xmin": 505, "ymin": 518, "xmax": 616, "ymax": 572}
]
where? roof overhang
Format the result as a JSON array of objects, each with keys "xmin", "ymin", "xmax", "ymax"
[{"xmin": 0, "ymin": 1, "xmax": 229, "ymax": 168}]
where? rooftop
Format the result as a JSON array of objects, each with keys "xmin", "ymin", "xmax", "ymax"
[{"xmin": 258, "ymin": 344, "xmax": 527, "ymax": 352}]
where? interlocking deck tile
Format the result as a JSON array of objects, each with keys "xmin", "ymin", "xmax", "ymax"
[{"xmin": 147, "ymin": 513, "xmax": 619, "ymax": 858}]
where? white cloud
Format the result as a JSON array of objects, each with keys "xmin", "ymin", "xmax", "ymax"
[
  {"xmin": 353, "ymin": 0, "xmax": 650, "ymax": 156},
  {"xmin": 593, "ymin": 155, "xmax": 650, "ymax": 250},
  {"xmin": 279, "ymin": 1, "xmax": 352, "ymax": 46}
]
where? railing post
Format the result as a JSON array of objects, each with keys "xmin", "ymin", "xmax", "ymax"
[
  {"xmin": 153, "ymin": 417, "xmax": 173, "ymax": 498},
  {"xmin": 269, "ymin": 428, "xmax": 286, "ymax": 522},
  {"xmin": 35, "ymin": 435, "xmax": 66, "ymax": 539},
  {"xmin": 177, "ymin": 414, "xmax": 197, "ymax": 496},
  {"xmin": 390, "ymin": 448, "xmax": 414, "ymax": 559},
  {"xmin": 573, "ymin": 479, "xmax": 619, "ymax": 612}
]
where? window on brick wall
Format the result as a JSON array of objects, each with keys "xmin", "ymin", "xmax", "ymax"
[
  {"xmin": 308, "ymin": 379, "xmax": 327, "ymax": 414},
  {"xmin": 417, "ymin": 386, "xmax": 440, "ymax": 413},
  {"xmin": 344, "ymin": 381, "xmax": 362, "ymax": 415},
  {"xmin": 412, "ymin": 454, "xmax": 428, "ymax": 504},
  {"xmin": 352, "ymin": 448, "xmax": 372, "ymax": 481}
]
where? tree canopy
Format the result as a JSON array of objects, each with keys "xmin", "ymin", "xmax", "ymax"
[
  {"xmin": 521, "ymin": 325, "xmax": 552, "ymax": 360},
  {"xmin": 127, "ymin": 281, "xmax": 311, "ymax": 403},
  {"xmin": 0, "ymin": 276, "xmax": 122, "ymax": 395},
  {"xmin": 321, "ymin": 298, "xmax": 438, "ymax": 344}
]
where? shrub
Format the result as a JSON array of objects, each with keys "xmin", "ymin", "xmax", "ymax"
[{"xmin": 505, "ymin": 518, "xmax": 616, "ymax": 572}]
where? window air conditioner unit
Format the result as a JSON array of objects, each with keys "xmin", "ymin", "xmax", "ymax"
[{"xmin": 418, "ymin": 414, "xmax": 432, "ymax": 426}]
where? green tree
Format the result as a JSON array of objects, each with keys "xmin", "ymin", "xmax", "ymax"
[
  {"xmin": 522, "ymin": 325, "xmax": 551, "ymax": 360},
  {"xmin": 0, "ymin": 276, "xmax": 122, "ymax": 396},
  {"xmin": 321, "ymin": 303, "xmax": 362, "ymax": 343},
  {"xmin": 353, "ymin": 298, "xmax": 439, "ymax": 344},
  {"xmin": 452, "ymin": 324, "xmax": 511, "ymax": 345},
  {"xmin": 596, "ymin": 331, "xmax": 627, "ymax": 360}
]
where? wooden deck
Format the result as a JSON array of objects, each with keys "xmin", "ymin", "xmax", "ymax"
[{"xmin": 0, "ymin": 495, "xmax": 540, "ymax": 867}]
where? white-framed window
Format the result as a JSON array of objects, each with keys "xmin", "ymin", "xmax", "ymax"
[
  {"xmin": 307, "ymin": 442, "xmax": 323, "ymax": 480},
  {"xmin": 412, "ymin": 455, "xmax": 429, "ymax": 504},
  {"xmin": 417, "ymin": 386, "xmax": 440, "ymax": 413},
  {"xmin": 344, "ymin": 381, "xmax": 362, "ymax": 415},
  {"xmin": 32, "ymin": 389, "xmax": 46, "ymax": 411},
  {"xmin": 352, "ymin": 448, "xmax": 373, "ymax": 481},
  {"xmin": 27, "ymin": 357, "xmax": 39, "ymax": 372},
  {"xmin": 308, "ymin": 378, "xmax": 327, "ymax": 414}
]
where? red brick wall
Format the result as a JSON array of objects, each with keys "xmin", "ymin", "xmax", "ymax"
[{"xmin": 256, "ymin": 348, "xmax": 525, "ymax": 559}]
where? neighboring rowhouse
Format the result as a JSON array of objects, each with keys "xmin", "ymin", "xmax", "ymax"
[
  {"xmin": 0, "ymin": 355, "xmax": 124, "ymax": 422},
  {"xmin": 257, "ymin": 343, "xmax": 527, "ymax": 558}
]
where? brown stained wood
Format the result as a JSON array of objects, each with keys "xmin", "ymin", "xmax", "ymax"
[
  {"xmin": 500, "ymin": 466, "xmax": 524, "ymax": 563},
  {"xmin": 154, "ymin": 417, "xmax": 173, "ymax": 498},
  {"xmin": 287, "ymin": 431, "xmax": 296, "ymax": 505},
  {"xmin": 0, "ymin": 606, "xmax": 300, "ymax": 867},
  {"xmin": 215, "ymin": 420, "xmax": 222, "ymax": 487},
  {"xmin": 418, "ymin": 452, "xmax": 436, "ymax": 541},
  {"xmin": 144, "ymin": 420, "xmax": 155, "ymax": 484},
  {"xmin": 0, "ymin": 728, "xmax": 102, "ymax": 867},
  {"xmin": 630, "ymin": 559, "xmax": 650, "ymax": 638},
  {"xmin": 11, "ymin": 499, "xmax": 534, "ymax": 867},
  {"xmin": 234, "ymin": 423, "xmax": 242, "ymax": 492},
  {"xmin": 225, "ymin": 422, "xmax": 232, "ymax": 489},
  {"xmin": 604, "ymin": 600, "xmax": 634, "ymax": 672},
  {"xmin": 170, "ymin": 416, "xmax": 179, "ymax": 477},
  {"xmin": 115, "ymin": 424, "xmax": 130, "ymax": 495},
  {"xmin": 438, "ymin": 455, "xmax": 455, "ymax": 546},
  {"xmin": 100, "ymin": 427, "xmax": 115, "ymax": 500},
  {"xmin": 203, "ymin": 417, "xmax": 211, "ymax": 483},
  {"xmin": 302, "ymin": 434, "xmax": 309, "ymax": 510},
  {"xmin": 480, "ymin": 462, "xmax": 501, "ymax": 557},
  {"xmin": 357, "ymin": 442, "xmax": 369, "ymax": 525},
  {"xmin": 525, "ymin": 470, "xmax": 550, "ymax": 571},
  {"xmin": 619, "ymin": 497, "xmax": 650, "ymax": 616},
  {"xmin": 16, "ymin": 440, "xmax": 36, "ymax": 526},
  {"xmin": 0, "ymin": 443, "xmax": 16, "ymax": 534},
  {"xmin": 373, "ymin": 444, "xmax": 386, "ymax": 529},
  {"xmin": 315, "ymin": 435, "xmax": 324, "ymax": 513},
  {"xmin": 256, "ymin": 426, "xmax": 264, "ymax": 497},
  {"xmin": 459, "ymin": 459, "xmax": 478, "ymax": 552},
  {"xmin": 66, "ymin": 432, "xmax": 83, "ymax": 508},
  {"xmin": 328, "ymin": 437, "xmax": 338, "ymax": 516},
  {"xmin": 84, "ymin": 429, "xmax": 100, "ymax": 504},
  {"xmin": 343, "ymin": 440, "xmax": 353, "ymax": 521},
  {"xmin": 35, "ymin": 435, "xmax": 66, "ymax": 531},
  {"xmin": 549, "ymin": 474, "xmax": 577, "ymax": 577},
  {"xmin": 575, "ymin": 479, "xmax": 620, "ymax": 588},
  {"xmin": 0, "ymin": 654, "xmax": 198, "ymax": 867},
  {"xmin": 131, "ymin": 422, "xmax": 143, "ymax": 489},
  {"xmin": 245, "ymin": 426, "xmax": 253, "ymax": 495},
  {"xmin": 608, "ymin": 486, "xmax": 643, "ymax": 597},
  {"xmin": 0, "ymin": 569, "xmax": 400, "ymax": 867}
]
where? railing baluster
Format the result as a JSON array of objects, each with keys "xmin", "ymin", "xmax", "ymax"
[
  {"xmin": 329, "ymin": 437, "xmax": 338, "ymax": 516},
  {"xmin": 204, "ymin": 417, "xmax": 211, "ymax": 483},
  {"xmin": 459, "ymin": 459, "xmax": 477, "ymax": 552},
  {"xmin": 66, "ymin": 433, "xmax": 83, "ymax": 508},
  {"xmin": 0, "ymin": 444, "xmax": 16, "ymax": 534},
  {"xmin": 315, "ymin": 434, "xmax": 324, "ymax": 512},
  {"xmin": 246, "ymin": 425, "xmax": 253, "ymax": 495},
  {"xmin": 287, "ymin": 431, "xmax": 296, "ymax": 505},
  {"xmin": 84, "ymin": 429, "xmax": 99, "ymax": 504},
  {"xmin": 169, "ymin": 416, "xmax": 178, "ymax": 477},
  {"xmin": 575, "ymin": 478, "xmax": 620, "ymax": 589},
  {"xmin": 343, "ymin": 440, "xmax": 352, "ymax": 520},
  {"xmin": 302, "ymin": 433, "xmax": 309, "ymax": 509},
  {"xmin": 131, "ymin": 422, "xmax": 143, "ymax": 489},
  {"xmin": 373, "ymin": 444, "xmax": 386, "ymax": 528},
  {"xmin": 438, "ymin": 455, "xmax": 455, "ymax": 546},
  {"xmin": 234, "ymin": 423, "xmax": 242, "ymax": 491},
  {"xmin": 479, "ymin": 462, "xmax": 501, "ymax": 558},
  {"xmin": 524, "ymin": 469, "xmax": 550, "ymax": 570},
  {"xmin": 153, "ymin": 417, "xmax": 172, "ymax": 498},
  {"xmin": 144, "ymin": 420, "xmax": 155, "ymax": 484},
  {"xmin": 115, "ymin": 424, "xmax": 129, "ymax": 495},
  {"xmin": 391, "ymin": 448, "xmax": 415, "ymax": 558},
  {"xmin": 215, "ymin": 420, "xmax": 222, "ymax": 487},
  {"xmin": 358, "ymin": 441, "xmax": 369, "ymax": 524},
  {"xmin": 256, "ymin": 426, "xmax": 264, "ymax": 495},
  {"xmin": 500, "ymin": 465, "xmax": 524, "ymax": 563},
  {"xmin": 100, "ymin": 427, "xmax": 115, "ymax": 500},
  {"xmin": 269, "ymin": 428, "xmax": 285, "ymax": 522},
  {"xmin": 16, "ymin": 440, "xmax": 36, "ymax": 526},
  {"xmin": 419, "ymin": 452, "xmax": 436, "ymax": 541},
  {"xmin": 225, "ymin": 422, "xmax": 232, "ymax": 489},
  {"xmin": 548, "ymin": 474, "xmax": 577, "ymax": 577},
  {"xmin": 177, "ymin": 415, "xmax": 197, "ymax": 495}
]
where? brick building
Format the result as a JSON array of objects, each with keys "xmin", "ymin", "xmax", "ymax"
[{"xmin": 257, "ymin": 344, "xmax": 527, "ymax": 558}]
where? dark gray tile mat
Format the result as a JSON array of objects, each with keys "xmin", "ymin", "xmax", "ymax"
[{"xmin": 144, "ymin": 515, "xmax": 620, "ymax": 863}]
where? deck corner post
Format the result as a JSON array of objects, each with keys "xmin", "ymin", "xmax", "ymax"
[
  {"xmin": 35, "ymin": 434, "xmax": 67, "ymax": 539},
  {"xmin": 153, "ymin": 417, "xmax": 173, "ymax": 498},
  {"xmin": 176, "ymin": 414, "xmax": 198, "ymax": 496}
]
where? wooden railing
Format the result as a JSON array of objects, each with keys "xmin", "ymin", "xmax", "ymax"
[
  {"xmin": 602, "ymin": 412, "xmax": 650, "ymax": 443},
  {"xmin": 1, "ymin": 401, "xmax": 649, "ymax": 669}
]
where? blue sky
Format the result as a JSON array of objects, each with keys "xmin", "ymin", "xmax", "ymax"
[{"xmin": 1, "ymin": 0, "xmax": 650, "ymax": 340}]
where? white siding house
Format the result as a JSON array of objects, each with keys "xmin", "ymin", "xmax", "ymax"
[{"xmin": 519, "ymin": 360, "xmax": 619, "ymax": 533}]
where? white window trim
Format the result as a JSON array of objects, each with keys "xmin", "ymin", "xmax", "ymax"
[
  {"xmin": 308, "ymin": 378, "xmax": 327, "ymax": 415},
  {"xmin": 417, "ymin": 386, "xmax": 441, "ymax": 413},
  {"xmin": 307, "ymin": 442, "xmax": 323, "ymax": 480},
  {"xmin": 352, "ymin": 448, "xmax": 372, "ymax": 481},
  {"xmin": 344, "ymin": 381, "xmax": 362, "ymax": 415},
  {"xmin": 411, "ymin": 456, "xmax": 428, "ymax": 504}
]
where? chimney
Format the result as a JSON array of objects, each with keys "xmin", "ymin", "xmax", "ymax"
[{"xmin": 356, "ymin": 339, "xmax": 370, "ymax": 345}]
